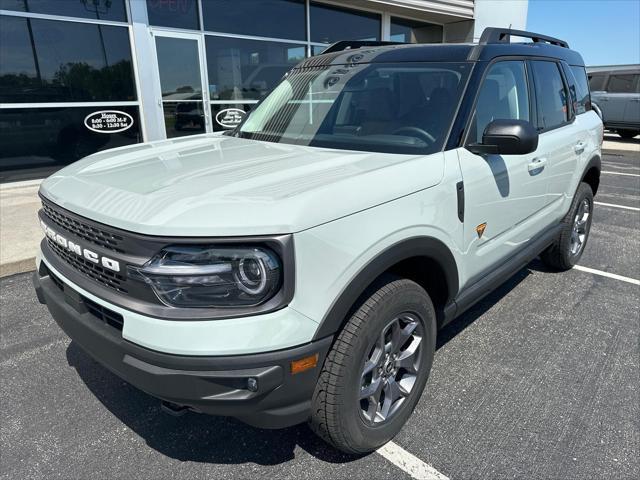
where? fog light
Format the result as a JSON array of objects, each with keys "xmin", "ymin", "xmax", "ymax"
[{"xmin": 247, "ymin": 377, "xmax": 258, "ymax": 392}]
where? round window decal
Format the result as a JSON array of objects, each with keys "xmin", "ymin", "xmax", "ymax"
[
  {"xmin": 215, "ymin": 108, "xmax": 246, "ymax": 129},
  {"xmin": 84, "ymin": 110, "xmax": 134, "ymax": 134}
]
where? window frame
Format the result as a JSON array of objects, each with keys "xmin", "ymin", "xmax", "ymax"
[
  {"xmin": 462, "ymin": 57, "xmax": 536, "ymax": 147},
  {"xmin": 527, "ymin": 58, "xmax": 574, "ymax": 134}
]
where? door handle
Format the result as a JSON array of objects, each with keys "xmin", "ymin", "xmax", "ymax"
[
  {"xmin": 528, "ymin": 157, "xmax": 547, "ymax": 174},
  {"xmin": 574, "ymin": 141, "xmax": 586, "ymax": 154}
]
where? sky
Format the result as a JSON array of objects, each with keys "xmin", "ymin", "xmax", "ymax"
[{"xmin": 526, "ymin": 0, "xmax": 640, "ymax": 66}]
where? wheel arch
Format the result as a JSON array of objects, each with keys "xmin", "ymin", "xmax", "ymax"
[
  {"xmin": 312, "ymin": 237, "xmax": 459, "ymax": 340},
  {"xmin": 581, "ymin": 154, "xmax": 601, "ymax": 195}
]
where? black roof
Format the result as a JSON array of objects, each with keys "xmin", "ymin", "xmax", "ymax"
[{"xmin": 296, "ymin": 28, "xmax": 585, "ymax": 69}]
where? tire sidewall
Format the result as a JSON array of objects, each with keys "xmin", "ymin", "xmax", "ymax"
[{"xmin": 336, "ymin": 282, "xmax": 436, "ymax": 452}]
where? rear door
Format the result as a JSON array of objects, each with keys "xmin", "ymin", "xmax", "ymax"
[
  {"xmin": 529, "ymin": 60, "xmax": 582, "ymax": 208},
  {"xmin": 605, "ymin": 73, "xmax": 638, "ymax": 125},
  {"xmin": 457, "ymin": 60, "xmax": 550, "ymax": 281}
]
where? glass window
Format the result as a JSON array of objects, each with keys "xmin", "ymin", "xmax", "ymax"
[
  {"xmin": 588, "ymin": 73, "xmax": 607, "ymax": 91},
  {"xmin": 202, "ymin": 0, "xmax": 305, "ymax": 41},
  {"xmin": 472, "ymin": 61, "xmax": 530, "ymax": 142},
  {"xmin": 0, "ymin": 16, "xmax": 136, "ymax": 103},
  {"xmin": 205, "ymin": 36, "xmax": 303, "ymax": 101},
  {"xmin": 567, "ymin": 65, "xmax": 591, "ymax": 115},
  {"xmin": 606, "ymin": 74, "xmax": 638, "ymax": 93},
  {"xmin": 0, "ymin": 0, "xmax": 127, "ymax": 22},
  {"xmin": 236, "ymin": 62, "xmax": 471, "ymax": 155},
  {"xmin": 390, "ymin": 17, "xmax": 442, "ymax": 43},
  {"xmin": 146, "ymin": 0, "xmax": 199, "ymax": 30},
  {"xmin": 0, "ymin": 106, "xmax": 141, "ymax": 182},
  {"xmin": 312, "ymin": 45, "xmax": 327, "ymax": 56},
  {"xmin": 310, "ymin": 2, "xmax": 380, "ymax": 44},
  {"xmin": 531, "ymin": 60, "xmax": 568, "ymax": 131},
  {"xmin": 155, "ymin": 36, "xmax": 202, "ymax": 99}
]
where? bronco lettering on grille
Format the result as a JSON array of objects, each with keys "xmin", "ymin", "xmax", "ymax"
[{"xmin": 40, "ymin": 220, "xmax": 121, "ymax": 272}]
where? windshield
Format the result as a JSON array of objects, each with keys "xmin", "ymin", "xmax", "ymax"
[{"xmin": 235, "ymin": 62, "xmax": 471, "ymax": 154}]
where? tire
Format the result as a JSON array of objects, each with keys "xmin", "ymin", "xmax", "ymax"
[
  {"xmin": 617, "ymin": 130, "xmax": 639, "ymax": 139},
  {"xmin": 540, "ymin": 182, "xmax": 594, "ymax": 271},
  {"xmin": 309, "ymin": 276, "xmax": 436, "ymax": 454}
]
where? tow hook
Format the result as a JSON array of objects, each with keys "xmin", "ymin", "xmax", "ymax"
[{"xmin": 160, "ymin": 400, "xmax": 189, "ymax": 417}]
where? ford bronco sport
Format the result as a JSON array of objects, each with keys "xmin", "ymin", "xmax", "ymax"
[{"xmin": 33, "ymin": 28, "xmax": 603, "ymax": 454}]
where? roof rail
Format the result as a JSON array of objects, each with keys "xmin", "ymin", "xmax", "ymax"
[
  {"xmin": 479, "ymin": 27, "xmax": 569, "ymax": 48},
  {"xmin": 321, "ymin": 40, "xmax": 406, "ymax": 54}
]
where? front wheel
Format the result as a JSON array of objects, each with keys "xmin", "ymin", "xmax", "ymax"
[
  {"xmin": 541, "ymin": 182, "xmax": 594, "ymax": 270},
  {"xmin": 309, "ymin": 276, "xmax": 436, "ymax": 454}
]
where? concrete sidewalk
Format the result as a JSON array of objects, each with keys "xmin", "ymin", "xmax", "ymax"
[
  {"xmin": 0, "ymin": 136, "xmax": 637, "ymax": 278},
  {"xmin": 0, "ymin": 180, "xmax": 42, "ymax": 277}
]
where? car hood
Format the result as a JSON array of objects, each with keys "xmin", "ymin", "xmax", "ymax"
[{"xmin": 40, "ymin": 134, "xmax": 444, "ymax": 236}]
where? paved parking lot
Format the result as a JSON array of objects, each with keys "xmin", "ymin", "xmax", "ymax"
[{"xmin": 1, "ymin": 146, "xmax": 638, "ymax": 480}]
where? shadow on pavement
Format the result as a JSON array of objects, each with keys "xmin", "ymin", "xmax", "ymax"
[
  {"xmin": 65, "ymin": 261, "xmax": 537, "ymax": 466},
  {"xmin": 65, "ymin": 342, "xmax": 364, "ymax": 466}
]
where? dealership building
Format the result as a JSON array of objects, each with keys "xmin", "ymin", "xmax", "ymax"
[{"xmin": 0, "ymin": 0, "xmax": 528, "ymax": 182}]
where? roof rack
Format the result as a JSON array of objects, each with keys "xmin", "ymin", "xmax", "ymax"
[
  {"xmin": 479, "ymin": 27, "xmax": 569, "ymax": 48},
  {"xmin": 321, "ymin": 40, "xmax": 406, "ymax": 54}
]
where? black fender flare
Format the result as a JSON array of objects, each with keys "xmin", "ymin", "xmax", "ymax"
[
  {"xmin": 580, "ymin": 153, "xmax": 601, "ymax": 193},
  {"xmin": 312, "ymin": 237, "xmax": 459, "ymax": 340}
]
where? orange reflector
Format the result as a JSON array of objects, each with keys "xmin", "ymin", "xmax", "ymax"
[{"xmin": 290, "ymin": 353, "xmax": 318, "ymax": 374}]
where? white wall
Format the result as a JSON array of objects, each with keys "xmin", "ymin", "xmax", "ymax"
[{"xmin": 473, "ymin": 0, "xmax": 529, "ymax": 41}]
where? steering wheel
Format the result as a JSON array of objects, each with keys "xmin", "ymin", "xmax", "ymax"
[{"xmin": 392, "ymin": 126, "xmax": 436, "ymax": 145}]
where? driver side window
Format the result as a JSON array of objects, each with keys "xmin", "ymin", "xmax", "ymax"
[{"xmin": 472, "ymin": 61, "xmax": 531, "ymax": 143}]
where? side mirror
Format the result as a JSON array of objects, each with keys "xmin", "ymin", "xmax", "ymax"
[{"xmin": 467, "ymin": 119, "xmax": 539, "ymax": 155}]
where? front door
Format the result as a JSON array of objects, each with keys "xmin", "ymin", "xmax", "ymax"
[
  {"xmin": 457, "ymin": 60, "xmax": 550, "ymax": 282},
  {"xmin": 153, "ymin": 31, "xmax": 211, "ymax": 139}
]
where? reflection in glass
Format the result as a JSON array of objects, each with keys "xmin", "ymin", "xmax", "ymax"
[
  {"xmin": 146, "ymin": 0, "xmax": 199, "ymax": 30},
  {"xmin": 155, "ymin": 37, "xmax": 203, "ymax": 99},
  {"xmin": 390, "ymin": 17, "xmax": 443, "ymax": 43},
  {"xmin": 0, "ymin": 0, "xmax": 127, "ymax": 22},
  {"xmin": 206, "ymin": 36, "xmax": 302, "ymax": 101},
  {"xmin": 0, "ymin": 15, "xmax": 136, "ymax": 103},
  {"xmin": 310, "ymin": 2, "xmax": 380, "ymax": 44},
  {"xmin": 0, "ymin": 106, "xmax": 141, "ymax": 182},
  {"xmin": 312, "ymin": 45, "xmax": 327, "ymax": 56},
  {"xmin": 202, "ymin": 0, "xmax": 305, "ymax": 41},
  {"xmin": 163, "ymin": 102, "xmax": 205, "ymax": 138}
]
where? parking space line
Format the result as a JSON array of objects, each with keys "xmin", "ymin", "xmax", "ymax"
[
  {"xmin": 594, "ymin": 201, "xmax": 640, "ymax": 212},
  {"xmin": 377, "ymin": 441, "xmax": 449, "ymax": 480},
  {"xmin": 602, "ymin": 171, "xmax": 640, "ymax": 177},
  {"xmin": 573, "ymin": 265, "xmax": 640, "ymax": 286}
]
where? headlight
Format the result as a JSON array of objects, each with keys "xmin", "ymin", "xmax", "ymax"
[{"xmin": 133, "ymin": 245, "xmax": 282, "ymax": 308}]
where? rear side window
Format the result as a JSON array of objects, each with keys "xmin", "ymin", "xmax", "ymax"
[
  {"xmin": 606, "ymin": 74, "xmax": 639, "ymax": 93},
  {"xmin": 567, "ymin": 65, "xmax": 591, "ymax": 115},
  {"xmin": 472, "ymin": 61, "xmax": 530, "ymax": 142},
  {"xmin": 531, "ymin": 61, "xmax": 568, "ymax": 131},
  {"xmin": 588, "ymin": 74, "xmax": 607, "ymax": 91}
]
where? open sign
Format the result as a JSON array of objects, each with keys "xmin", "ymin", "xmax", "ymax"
[{"xmin": 84, "ymin": 110, "xmax": 134, "ymax": 134}]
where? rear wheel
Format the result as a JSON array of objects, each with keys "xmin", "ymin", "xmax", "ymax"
[
  {"xmin": 617, "ymin": 129, "xmax": 639, "ymax": 139},
  {"xmin": 541, "ymin": 182, "xmax": 594, "ymax": 270},
  {"xmin": 309, "ymin": 276, "xmax": 436, "ymax": 454}
]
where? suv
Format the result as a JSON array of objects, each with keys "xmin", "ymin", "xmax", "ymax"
[
  {"xmin": 588, "ymin": 66, "xmax": 640, "ymax": 139},
  {"xmin": 33, "ymin": 28, "xmax": 602, "ymax": 454}
]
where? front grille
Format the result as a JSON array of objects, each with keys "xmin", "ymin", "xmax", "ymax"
[
  {"xmin": 47, "ymin": 238, "xmax": 128, "ymax": 293},
  {"xmin": 46, "ymin": 267, "xmax": 124, "ymax": 332},
  {"xmin": 83, "ymin": 297, "xmax": 124, "ymax": 331},
  {"xmin": 42, "ymin": 200, "xmax": 125, "ymax": 254}
]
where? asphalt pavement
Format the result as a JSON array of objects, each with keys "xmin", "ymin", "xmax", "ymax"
[{"xmin": 1, "ymin": 148, "xmax": 638, "ymax": 479}]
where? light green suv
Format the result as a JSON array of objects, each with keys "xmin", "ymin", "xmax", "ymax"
[{"xmin": 33, "ymin": 29, "xmax": 603, "ymax": 453}]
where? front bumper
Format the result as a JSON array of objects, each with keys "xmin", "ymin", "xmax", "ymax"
[{"xmin": 33, "ymin": 265, "xmax": 332, "ymax": 429}]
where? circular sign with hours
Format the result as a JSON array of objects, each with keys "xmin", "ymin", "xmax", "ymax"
[
  {"xmin": 215, "ymin": 108, "xmax": 246, "ymax": 129},
  {"xmin": 84, "ymin": 110, "xmax": 134, "ymax": 134}
]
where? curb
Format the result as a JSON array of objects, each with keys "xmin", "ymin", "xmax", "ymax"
[{"xmin": 0, "ymin": 257, "xmax": 36, "ymax": 278}]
